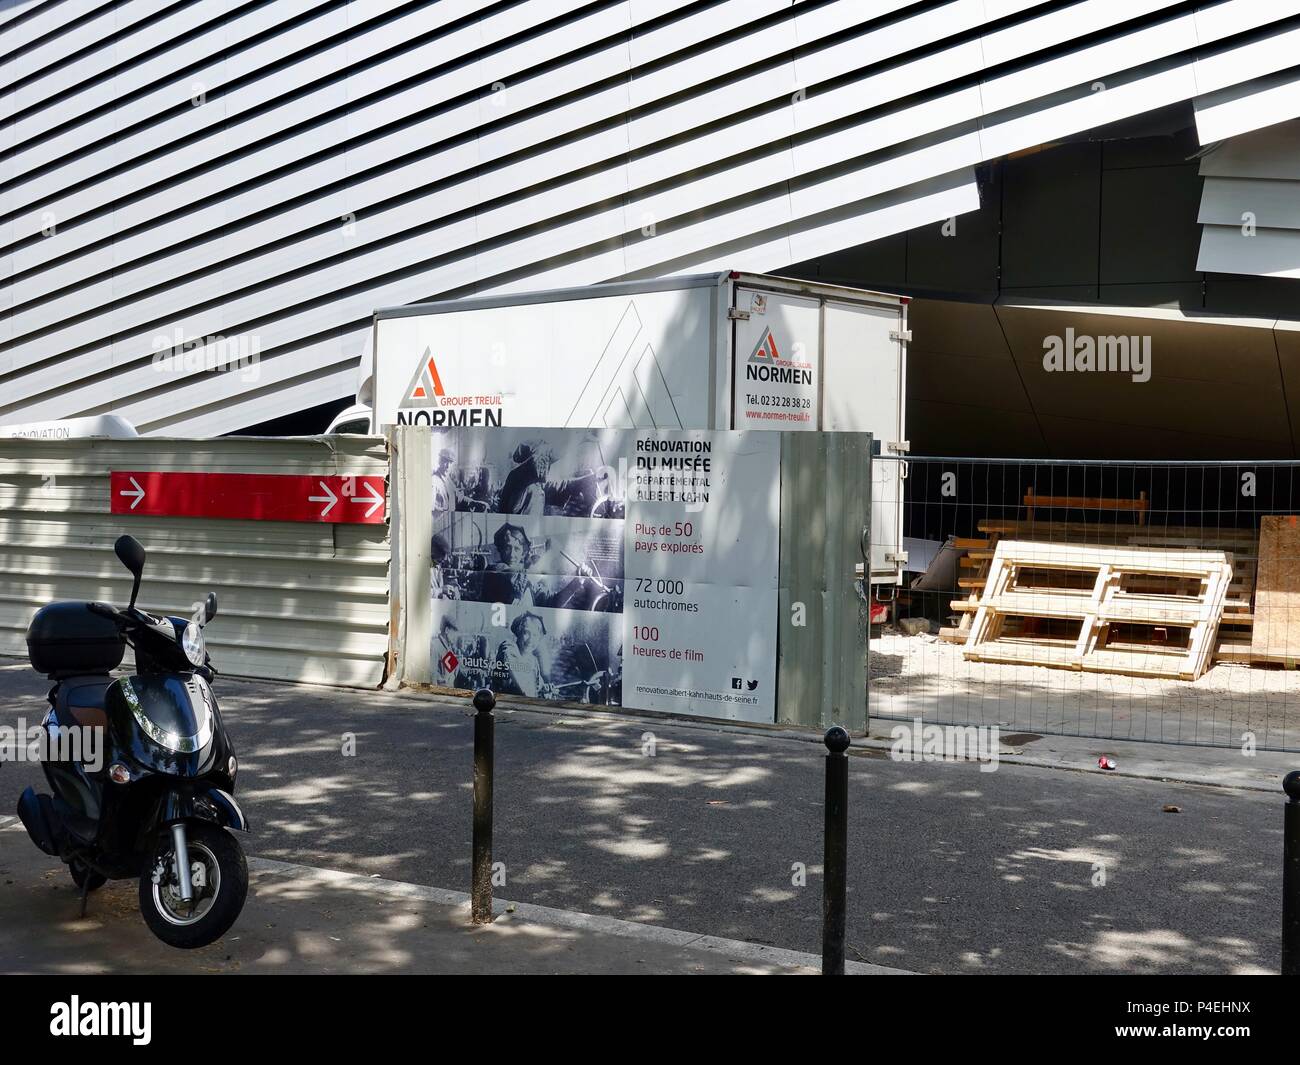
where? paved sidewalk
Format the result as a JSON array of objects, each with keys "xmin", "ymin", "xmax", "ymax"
[
  {"xmin": 861, "ymin": 722, "xmax": 1299, "ymax": 795},
  {"xmin": 0, "ymin": 821, "xmax": 900, "ymax": 975},
  {"xmin": 1, "ymin": 660, "xmax": 1288, "ymax": 974},
  {"xmin": 399, "ymin": 679, "xmax": 1300, "ymax": 793}
]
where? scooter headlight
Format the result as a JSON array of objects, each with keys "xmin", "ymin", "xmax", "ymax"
[{"xmin": 181, "ymin": 622, "xmax": 206, "ymax": 666}]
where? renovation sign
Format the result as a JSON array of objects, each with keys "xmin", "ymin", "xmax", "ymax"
[{"xmin": 429, "ymin": 426, "xmax": 779, "ymax": 723}]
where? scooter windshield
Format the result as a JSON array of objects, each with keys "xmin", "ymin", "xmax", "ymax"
[{"xmin": 113, "ymin": 675, "xmax": 214, "ymax": 772}]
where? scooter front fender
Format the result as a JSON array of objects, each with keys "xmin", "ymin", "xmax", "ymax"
[{"xmin": 161, "ymin": 786, "xmax": 248, "ymax": 833}]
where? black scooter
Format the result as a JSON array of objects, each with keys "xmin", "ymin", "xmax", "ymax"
[{"xmin": 14, "ymin": 534, "xmax": 249, "ymax": 949}]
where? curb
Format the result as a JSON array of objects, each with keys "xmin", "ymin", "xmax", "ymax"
[{"xmin": 248, "ymin": 857, "xmax": 912, "ymax": 976}]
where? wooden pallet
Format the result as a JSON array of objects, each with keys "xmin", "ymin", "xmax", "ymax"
[
  {"xmin": 939, "ymin": 519, "xmax": 1260, "ymax": 662},
  {"xmin": 939, "ymin": 535, "xmax": 1001, "ymax": 642},
  {"xmin": 962, "ymin": 541, "xmax": 1233, "ymax": 680},
  {"xmin": 1251, "ymin": 515, "xmax": 1300, "ymax": 666}
]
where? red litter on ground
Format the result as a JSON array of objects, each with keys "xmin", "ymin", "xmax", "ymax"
[{"xmin": 1098, "ymin": 756, "xmax": 1117, "ymax": 771}]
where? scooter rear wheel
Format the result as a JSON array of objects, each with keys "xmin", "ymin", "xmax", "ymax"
[{"xmin": 139, "ymin": 821, "xmax": 248, "ymax": 949}]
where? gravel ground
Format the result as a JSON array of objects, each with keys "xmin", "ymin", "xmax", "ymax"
[{"xmin": 870, "ymin": 633, "xmax": 1300, "ymax": 749}]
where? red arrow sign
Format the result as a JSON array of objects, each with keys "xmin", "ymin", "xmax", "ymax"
[{"xmin": 109, "ymin": 471, "xmax": 386, "ymax": 524}]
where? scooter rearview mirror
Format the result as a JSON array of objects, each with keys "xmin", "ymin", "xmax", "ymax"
[
  {"xmin": 204, "ymin": 592, "xmax": 218, "ymax": 624},
  {"xmin": 114, "ymin": 535, "xmax": 146, "ymax": 609}
]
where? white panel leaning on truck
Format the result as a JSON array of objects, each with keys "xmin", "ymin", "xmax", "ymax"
[{"xmin": 335, "ymin": 272, "xmax": 908, "ymax": 584}]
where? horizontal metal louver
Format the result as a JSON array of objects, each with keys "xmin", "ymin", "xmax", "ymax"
[{"xmin": 3, "ymin": 0, "xmax": 1299, "ymax": 434}]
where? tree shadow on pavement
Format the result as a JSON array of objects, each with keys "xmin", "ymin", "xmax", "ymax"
[{"xmin": 0, "ymin": 660, "xmax": 1283, "ymax": 975}]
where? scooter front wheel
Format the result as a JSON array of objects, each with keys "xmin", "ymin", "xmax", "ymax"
[{"xmin": 139, "ymin": 821, "xmax": 248, "ymax": 949}]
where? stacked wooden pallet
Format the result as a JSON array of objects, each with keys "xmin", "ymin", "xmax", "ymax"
[
  {"xmin": 940, "ymin": 490, "xmax": 1258, "ymax": 665},
  {"xmin": 945, "ymin": 521, "xmax": 1258, "ymax": 654},
  {"xmin": 961, "ymin": 541, "xmax": 1234, "ymax": 681}
]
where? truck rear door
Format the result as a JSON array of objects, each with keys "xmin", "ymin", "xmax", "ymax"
[
  {"xmin": 821, "ymin": 299, "xmax": 907, "ymax": 585},
  {"xmin": 728, "ymin": 283, "xmax": 907, "ymax": 584},
  {"xmin": 729, "ymin": 288, "xmax": 820, "ymax": 432}
]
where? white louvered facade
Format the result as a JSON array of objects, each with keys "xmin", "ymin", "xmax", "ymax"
[
  {"xmin": 1197, "ymin": 120, "xmax": 1300, "ymax": 278},
  {"xmin": 3, "ymin": 0, "xmax": 1299, "ymax": 436}
]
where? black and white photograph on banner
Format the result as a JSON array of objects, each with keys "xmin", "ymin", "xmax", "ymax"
[
  {"xmin": 432, "ymin": 600, "xmax": 621, "ymax": 706},
  {"xmin": 431, "ymin": 429, "xmax": 630, "ymax": 706},
  {"xmin": 430, "ymin": 425, "xmax": 780, "ymax": 724},
  {"xmin": 431, "ymin": 511, "xmax": 624, "ymax": 611},
  {"xmin": 451, "ymin": 430, "xmax": 626, "ymax": 519}
]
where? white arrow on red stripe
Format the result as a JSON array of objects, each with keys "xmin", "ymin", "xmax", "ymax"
[
  {"xmin": 118, "ymin": 476, "xmax": 145, "ymax": 510},
  {"xmin": 349, "ymin": 481, "xmax": 384, "ymax": 518},
  {"xmin": 308, "ymin": 481, "xmax": 338, "ymax": 517}
]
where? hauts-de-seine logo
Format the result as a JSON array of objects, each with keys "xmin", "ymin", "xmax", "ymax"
[
  {"xmin": 745, "ymin": 326, "xmax": 812, "ymax": 385},
  {"xmin": 398, "ymin": 348, "xmax": 502, "ymax": 426}
]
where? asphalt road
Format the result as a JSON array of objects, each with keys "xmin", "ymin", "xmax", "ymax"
[{"xmin": 0, "ymin": 661, "xmax": 1282, "ymax": 974}]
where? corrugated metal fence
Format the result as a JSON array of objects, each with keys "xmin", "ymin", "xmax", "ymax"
[{"xmin": 0, "ymin": 434, "xmax": 390, "ymax": 687}]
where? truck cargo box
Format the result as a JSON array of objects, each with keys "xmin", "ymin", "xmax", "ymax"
[{"xmin": 371, "ymin": 272, "xmax": 907, "ymax": 583}]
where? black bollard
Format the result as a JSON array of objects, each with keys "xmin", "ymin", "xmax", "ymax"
[
  {"xmin": 471, "ymin": 688, "xmax": 496, "ymax": 925},
  {"xmin": 1284, "ymin": 771, "xmax": 1300, "ymax": 974},
  {"xmin": 822, "ymin": 725, "xmax": 851, "ymax": 975}
]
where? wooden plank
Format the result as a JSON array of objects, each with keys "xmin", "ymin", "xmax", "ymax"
[
  {"xmin": 951, "ymin": 528, "xmax": 1001, "ymax": 641},
  {"xmin": 1079, "ymin": 646, "xmax": 1198, "ymax": 680},
  {"xmin": 981, "ymin": 591, "xmax": 1094, "ymax": 620},
  {"xmin": 965, "ymin": 637, "xmax": 1080, "ymax": 670},
  {"xmin": 1251, "ymin": 516, "xmax": 1300, "ymax": 664},
  {"xmin": 1024, "ymin": 487, "xmax": 1149, "ymax": 524},
  {"xmin": 963, "ymin": 554, "xmax": 1010, "ymax": 651},
  {"xmin": 1024, "ymin": 495, "xmax": 1148, "ymax": 512},
  {"xmin": 977, "ymin": 519, "xmax": 1257, "ymax": 551},
  {"xmin": 1215, "ymin": 638, "xmax": 1255, "ymax": 662},
  {"xmin": 986, "ymin": 540, "xmax": 1234, "ymax": 575}
]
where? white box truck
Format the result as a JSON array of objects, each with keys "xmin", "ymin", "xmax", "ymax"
[{"xmin": 339, "ymin": 271, "xmax": 909, "ymax": 583}]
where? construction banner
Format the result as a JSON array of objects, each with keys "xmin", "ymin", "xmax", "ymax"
[{"xmin": 428, "ymin": 426, "xmax": 779, "ymax": 722}]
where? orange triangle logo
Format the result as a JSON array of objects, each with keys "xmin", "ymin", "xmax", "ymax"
[
  {"xmin": 748, "ymin": 327, "xmax": 780, "ymax": 362},
  {"xmin": 404, "ymin": 348, "xmax": 445, "ymax": 406}
]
